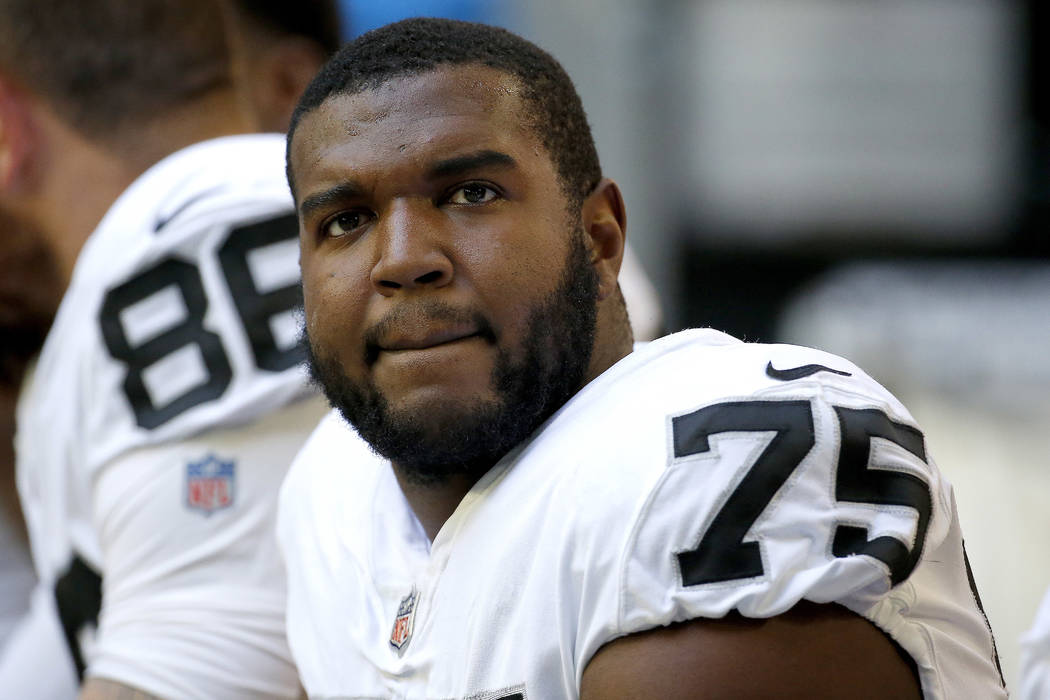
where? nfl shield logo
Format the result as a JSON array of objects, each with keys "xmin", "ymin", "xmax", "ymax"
[
  {"xmin": 186, "ymin": 454, "xmax": 235, "ymax": 515},
  {"xmin": 389, "ymin": 588, "xmax": 418, "ymax": 653}
]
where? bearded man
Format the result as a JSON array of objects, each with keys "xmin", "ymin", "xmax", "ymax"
[{"xmin": 279, "ymin": 17, "xmax": 1006, "ymax": 699}]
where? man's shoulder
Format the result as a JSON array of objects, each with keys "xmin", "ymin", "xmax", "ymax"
[
  {"xmin": 27, "ymin": 134, "xmax": 307, "ymax": 470},
  {"xmin": 499, "ymin": 328, "xmax": 903, "ymax": 568},
  {"xmin": 508, "ymin": 331, "xmax": 976, "ymax": 689},
  {"xmin": 283, "ymin": 410, "xmax": 376, "ymax": 487},
  {"xmin": 531, "ymin": 333, "xmax": 936, "ymax": 583},
  {"xmin": 545, "ymin": 329, "xmax": 910, "ymax": 469},
  {"xmin": 610, "ymin": 329, "xmax": 892, "ymax": 403},
  {"xmin": 83, "ymin": 134, "xmax": 292, "ymax": 275},
  {"xmin": 145, "ymin": 134, "xmax": 291, "ymax": 234},
  {"xmin": 279, "ymin": 409, "xmax": 386, "ymax": 533},
  {"xmin": 510, "ymin": 330, "xmax": 906, "ymax": 531}
]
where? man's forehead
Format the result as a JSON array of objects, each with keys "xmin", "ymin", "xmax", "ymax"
[
  {"xmin": 290, "ymin": 64, "xmax": 539, "ymax": 186},
  {"xmin": 306, "ymin": 65, "xmax": 526, "ymax": 138}
]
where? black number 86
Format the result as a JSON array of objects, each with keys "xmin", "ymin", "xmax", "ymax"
[{"xmin": 99, "ymin": 214, "xmax": 303, "ymax": 430}]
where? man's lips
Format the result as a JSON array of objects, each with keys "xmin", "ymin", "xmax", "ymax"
[
  {"xmin": 377, "ymin": 325, "xmax": 481, "ymax": 352},
  {"xmin": 362, "ymin": 304, "xmax": 498, "ymax": 365}
]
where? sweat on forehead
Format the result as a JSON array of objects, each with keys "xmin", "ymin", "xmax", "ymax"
[{"xmin": 285, "ymin": 17, "xmax": 602, "ymax": 206}]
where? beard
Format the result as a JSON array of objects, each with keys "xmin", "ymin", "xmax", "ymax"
[{"xmin": 304, "ymin": 230, "xmax": 600, "ymax": 486}]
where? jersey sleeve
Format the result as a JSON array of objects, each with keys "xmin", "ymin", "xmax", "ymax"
[
  {"xmin": 618, "ymin": 379, "xmax": 948, "ymax": 630},
  {"xmin": 566, "ymin": 337, "xmax": 1002, "ymax": 698},
  {"xmin": 87, "ymin": 395, "xmax": 328, "ymax": 700}
]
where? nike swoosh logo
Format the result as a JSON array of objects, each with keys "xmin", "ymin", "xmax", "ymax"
[
  {"xmin": 153, "ymin": 186, "xmax": 230, "ymax": 233},
  {"xmin": 765, "ymin": 361, "xmax": 852, "ymax": 381}
]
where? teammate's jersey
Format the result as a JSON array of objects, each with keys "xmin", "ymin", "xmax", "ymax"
[
  {"xmin": 15, "ymin": 135, "xmax": 325, "ymax": 699},
  {"xmin": 279, "ymin": 328, "xmax": 1006, "ymax": 700},
  {"xmin": 1020, "ymin": 586, "xmax": 1050, "ymax": 700},
  {"xmin": 0, "ymin": 504, "xmax": 34, "ymax": 647}
]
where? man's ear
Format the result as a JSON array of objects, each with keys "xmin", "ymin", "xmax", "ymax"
[
  {"xmin": 581, "ymin": 178, "xmax": 627, "ymax": 301},
  {"xmin": 272, "ymin": 39, "xmax": 327, "ymax": 113},
  {"xmin": 254, "ymin": 38, "xmax": 327, "ymax": 133},
  {"xmin": 0, "ymin": 75, "xmax": 36, "ymax": 193}
]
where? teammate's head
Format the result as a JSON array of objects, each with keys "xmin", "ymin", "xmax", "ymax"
[
  {"xmin": 225, "ymin": 0, "xmax": 342, "ymax": 132},
  {"xmin": 0, "ymin": 0, "xmax": 231, "ymax": 148},
  {"xmin": 289, "ymin": 19, "xmax": 631, "ymax": 485},
  {"xmin": 232, "ymin": 0, "xmax": 342, "ymax": 55},
  {"xmin": 0, "ymin": 0, "xmax": 258, "ymax": 284},
  {"xmin": 288, "ymin": 17, "xmax": 601, "ymax": 210}
]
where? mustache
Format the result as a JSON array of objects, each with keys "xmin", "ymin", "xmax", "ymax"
[{"xmin": 363, "ymin": 302, "xmax": 497, "ymax": 365}]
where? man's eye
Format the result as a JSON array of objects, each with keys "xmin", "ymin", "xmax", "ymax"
[
  {"xmin": 323, "ymin": 211, "xmax": 371, "ymax": 238},
  {"xmin": 448, "ymin": 184, "xmax": 498, "ymax": 205}
]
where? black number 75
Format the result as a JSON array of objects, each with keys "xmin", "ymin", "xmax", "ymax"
[{"xmin": 672, "ymin": 400, "xmax": 932, "ymax": 587}]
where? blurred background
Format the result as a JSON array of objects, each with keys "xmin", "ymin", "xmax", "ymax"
[{"xmin": 340, "ymin": 0, "xmax": 1048, "ymax": 688}]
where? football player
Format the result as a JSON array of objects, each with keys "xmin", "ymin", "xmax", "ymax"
[
  {"xmin": 0, "ymin": 1, "xmax": 336, "ymax": 698},
  {"xmin": 279, "ymin": 18, "xmax": 1007, "ymax": 698}
]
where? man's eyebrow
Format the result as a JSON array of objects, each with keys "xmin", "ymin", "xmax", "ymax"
[
  {"xmin": 427, "ymin": 150, "xmax": 517, "ymax": 180},
  {"xmin": 298, "ymin": 182, "xmax": 363, "ymax": 219}
]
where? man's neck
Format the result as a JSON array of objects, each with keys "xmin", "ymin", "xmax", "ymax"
[
  {"xmin": 393, "ymin": 305, "xmax": 636, "ymax": 543},
  {"xmin": 393, "ymin": 470, "xmax": 480, "ymax": 543},
  {"xmin": 25, "ymin": 89, "xmax": 255, "ymax": 287},
  {"xmin": 394, "ymin": 353, "xmax": 636, "ymax": 543}
]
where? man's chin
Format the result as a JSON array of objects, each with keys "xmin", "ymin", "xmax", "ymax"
[
  {"xmin": 364, "ymin": 400, "xmax": 515, "ymax": 486},
  {"xmin": 382, "ymin": 385, "xmax": 499, "ymax": 422}
]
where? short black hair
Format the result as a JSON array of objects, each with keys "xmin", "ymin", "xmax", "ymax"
[
  {"xmin": 232, "ymin": 0, "xmax": 342, "ymax": 56},
  {"xmin": 0, "ymin": 0, "xmax": 230, "ymax": 144},
  {"xmin": 288, "ymin": 17, "xmax": 602, "ymax": 207}
]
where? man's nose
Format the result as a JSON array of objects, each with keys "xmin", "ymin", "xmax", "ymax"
[{"xmin": 369, "ymin": 200, "xmax": 454, "ymax": 295}]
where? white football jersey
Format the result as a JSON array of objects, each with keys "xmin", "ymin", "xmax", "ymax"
[
  {"xmin": 14, "ymin": 135, "xmax": 325, "ymax": 699},
  {"xmin": 279, "ymin": 329, "xmax": 1006, "ymax": 700}
]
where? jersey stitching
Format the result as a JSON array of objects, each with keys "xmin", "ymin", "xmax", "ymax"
[{"xmin": 617, "ymin": 426, "xmax": 676, "ymax": 634}]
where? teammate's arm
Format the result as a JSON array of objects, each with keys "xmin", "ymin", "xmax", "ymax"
[
  {"xmin": 580, "ymin": 601, "xmax": 921, "ymax": 699},
  {"xmin": 80, "ymin": 678, "xmax": 164, "ymax": 700}
]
